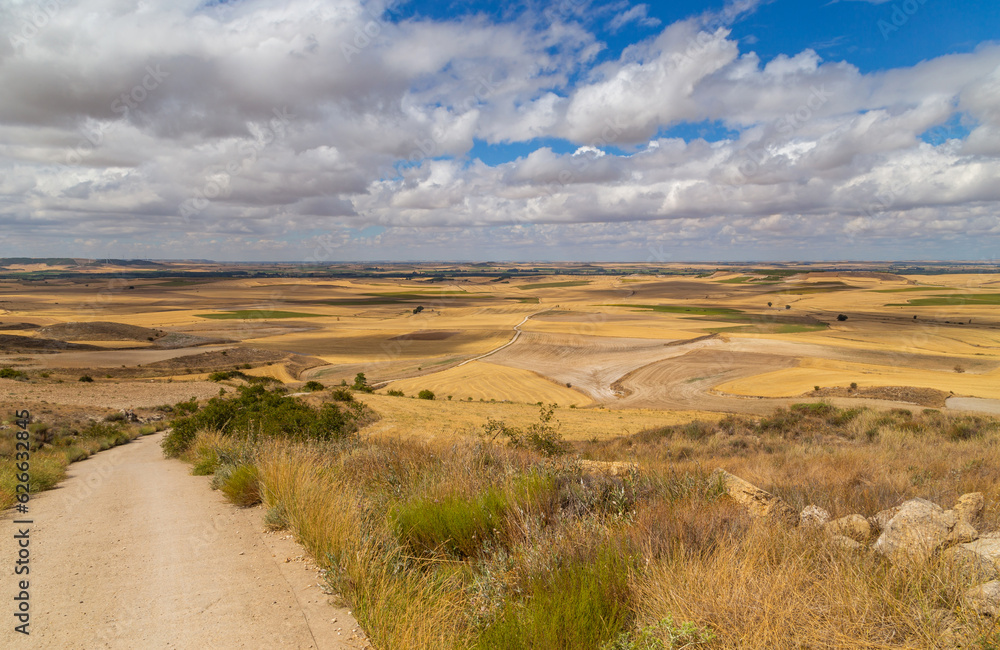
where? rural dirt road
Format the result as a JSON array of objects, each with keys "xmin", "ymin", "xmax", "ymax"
[{"xmin": 1, "ymin": 433, "xmax": 366, "ymax": 649}]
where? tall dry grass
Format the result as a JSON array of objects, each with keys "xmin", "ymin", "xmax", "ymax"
[{"xmin": 182, "ymin": 402, "xmax": 1000, "ymax": 649}]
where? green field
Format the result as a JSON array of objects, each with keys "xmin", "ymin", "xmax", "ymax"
[
  {"xmin": 886, "ymin": 293, "xmax": 1000, "ymax": 307},
  {"xmin": 605, "ymin": 304, "xmax": 743, "ymax": 316},
  {"xmin": 706, "ymin": 323, "xmax": 829, "ymax": 334},
  {"xmin": 196, "ymin": 310, "xmax": 323, "ymax": 319},
  {"xmin": 518, "ymin": 280, "xmax": 592, "ymax": 290},
  {"xmin": 871, "ymin": 286, "xmax": 946, "ymax": 293}
]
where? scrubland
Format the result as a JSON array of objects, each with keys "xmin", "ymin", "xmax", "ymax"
[{"xmin": 166, "ymin": 385, "xmax": 1000, "ymax": 649}]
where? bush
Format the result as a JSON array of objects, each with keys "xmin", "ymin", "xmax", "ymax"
[
  {"xmin": 174, "ymin": 398, "xmax": 199, "ymax": 415},
  {"xmin": 214, "ymin": 464, "xmax": 261, "ymax": 506},
  {"xmin": 330, "ymin": 386, "xmax": 355, "ymax": 402},
  {"xmin": 104, "ymin": 411, "xmax": 126, "ymax": 423},
  {"xmin": 78, "ymin": 374, "xmax": 94, "ymax": 383},
  {"xmin": 482, "ymin": 403, "xmax": 567, "ymax": 456},
  {"xmin": 477, "ymin": 545, "xmax": 634, "ymax": 648},
  {"xmin": 161, "ymin": 384, "xmax": 366, "ymax": 456},
  {"xmin": 392, "ymin": 488, "xmax": 507, "ymax": 559},
  {"xmin": 836, "ymin": 314, "xmax": 848, "ymax": 321},
  {"xmin": 0, "ymin": 368, "xmax": 26, "ymax": 380},
  {"xmin": 417, "ymin": 389, "xmax": 435, "ymax": 400},
  {"xmin": 303, "ymin": 380, "xmax": 325, "ymax": 392},
  {"xmin": 387, "ymin": 389, "xmax": 405, "ymax": 397},
  {"xmin": 352, "ymin": 372, "xmax": 373, "ymax": 393}
]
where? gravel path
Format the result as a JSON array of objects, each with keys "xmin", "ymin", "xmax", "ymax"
[{"xmin": 0, "ymin": 433, "xmax": 366, "ymax": 648}]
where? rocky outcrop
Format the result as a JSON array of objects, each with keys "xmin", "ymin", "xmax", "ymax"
[
  {"xmin": 799, "ymin": 505, "xmax": 830, "ymax": 528},
  {"xmin": 954, "ymin": 492, "xmax": 984, "ymax": 525},
  {"xmin": 712, "ymin": 469, "xmax": 798, "ymax": 526},
  {"xmin": 964, "ymin": 580, "xmax": 1000, "ymax": 617},
  {"xmin": 872, "ymin": 498, "xmax": 977, "ymax": 563},
  {"xmin": 826, "ymin": 514, "xmax": 872, "ymax": 543}
]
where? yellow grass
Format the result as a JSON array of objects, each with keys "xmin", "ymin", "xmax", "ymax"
[
  {"xmin": 717, "ymin": 357, "xmax": 1000, "ymax": 399},
  {"xmin": 385, "ymin": 360, "xmax": 589, "ymax": 405},
  {"xmin": 356, "ymin": 392, "xmax": 718, "ymax": 443}
]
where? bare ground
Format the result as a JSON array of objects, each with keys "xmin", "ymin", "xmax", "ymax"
[{"xmin": 0, "ymin": 432, "xmax": 366, "ymax": 649}]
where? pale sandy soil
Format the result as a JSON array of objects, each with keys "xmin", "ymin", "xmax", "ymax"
[{"xmin": 0, "ymin": 433, "xmax": 366, "ymax": 649}]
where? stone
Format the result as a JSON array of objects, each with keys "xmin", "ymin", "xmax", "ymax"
[
  {"xmin": 825, "ymin": 514, "xmax": 871, "ymax": 543},
  {"xmin": 958, "ymin": 536, "xmax": 1000, "ymax": 569},
  {"xmin": 711, "ymin": 469, "xmax": 798, "ymax": 526},
  {"xmin": 953, "ymin": 492, "xmax": 985, "ymax": 525},
  {"xmin": 964, "ymin": 580, "xmax": 1000, "ymax": 617},
  {"xmin": 800, "ymin": 505, "xmax": 830, "ymax": 529},
  {"xmin": 829, "ymin": 534, "xmax": 865, "ymax": 552},
  {"xmin": 941, "ymin": 545, "xmax": 1000, "ymax": 586},
  {"xmin": 873, "ymin": 498, "xmax": 959, "ymax": 563},
  {"xmin": 577, "ymin": 459, "xmax": 639, "ymax": 477},
  {"xmin": 945, "ymin": 516, "xmax": 979, "ymax": 545},
  {"xmin": 869, "ymin": 505, "xmax": 899, "ymax": 534}
]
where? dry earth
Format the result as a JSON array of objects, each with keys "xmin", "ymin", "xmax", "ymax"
[{"xmin": 0, "ymin": 433, "xmax": 366, "ymax": 649}]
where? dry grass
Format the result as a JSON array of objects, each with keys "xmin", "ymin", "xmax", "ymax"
[{"xmin": 178, "ymin": 399, "xmax": 1000, "ymax": 649}]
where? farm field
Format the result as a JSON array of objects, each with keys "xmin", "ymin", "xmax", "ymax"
[{"xmin": 1, "ymin": 262, "xmax": 999, "ymax": 424}]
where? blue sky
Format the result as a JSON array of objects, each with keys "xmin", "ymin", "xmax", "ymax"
[{"xmin": 0, "ymin": 0, "xmax": 998, "ymax": 261}]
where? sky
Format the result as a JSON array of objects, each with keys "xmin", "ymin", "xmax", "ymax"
[{"xmin": 1, "ymin": 0, "xmax": 998, "ymax": 262}]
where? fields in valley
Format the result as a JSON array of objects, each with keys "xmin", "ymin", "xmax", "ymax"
[
  {"xmin": 2, "ymin": 262, "xmax": 1000, "ymax": 429},
  {"xmin": 4, "ymin": 260, "xmax": 1000, "ymax": 648}
]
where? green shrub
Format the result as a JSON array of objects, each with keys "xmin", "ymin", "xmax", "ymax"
[
  {"xmin": 330, "ymin": 386, "xmax": 355, "ymax": 402},
  {"xmin": 0, "ymin": 368, "xmax": 27, "ymax": 380},
  {"xmin": 174, "ymin": 398, "xmax": 199, "ymax": 415},
  {"xmin": 214, "ymin": 464, "xmax": 261, "ymax": 506},
  {"xmin": 417, "ymin": 389, "xmax": 435, "ymax": 400},
  {"xmin": 303, "ymin": 380, "xmax": 325, "ymax": 392},
  {"xmin": 601, "ymin": 615, "xmax": 716, "ymax": 650},
  {"xmin": 78, "ymin": 374, "xmax": 94, "ymax": 383},
  {"xmin": 104, "ymin": 411, "xmax": 126, "ymax": 422},
  {"xmin": 391, "ymin": 488, "xmax": 508, "ymax": 559},
  {"xmin": 482, "ymin": 404, "xmax": 567, "ymax": 456},
  {"xmin": 387, "ymin": 389, "xmax": 405, "ymax": 397},
  {"xmin": 161, "ymin": 384, "xmax": 366, "ymax": 456},
  {"xmin": 263, "ymin": 504, "xmax": 289, "ymax": 531},
  {"xmin": 476, "ymin": 545, "xmax": 634, "ymax": 649}
]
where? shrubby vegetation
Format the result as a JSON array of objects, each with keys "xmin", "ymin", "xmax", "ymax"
[
  {"xmin": 174, "ymin": 401, "xmax": 1000, "ymax": 648},
  {"xmin": 161, "ymin": 384, "xmax": 371, "ymax": 457},
  {"xmin": 0, "ymin": 413, "xmax": 162, "ymax": 509}
]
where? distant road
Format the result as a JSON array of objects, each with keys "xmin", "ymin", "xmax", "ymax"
[{"xmin": 373, "ymin": 309, "xmax": 548, "ymax": 387}]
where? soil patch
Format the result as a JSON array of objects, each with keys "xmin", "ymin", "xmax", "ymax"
[
  {"xmin": 389, "ymin": 330, "xmax": 460, "ymax": 341},
  {"xmin": 805, "ymin": 385, "xmax": 949, "ymax": 407},
  {"xmin": 0, "ymin": 334, "xmax": 100, "ymax": 352}
]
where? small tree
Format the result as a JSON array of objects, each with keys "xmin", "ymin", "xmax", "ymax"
[
  {"xmin": 417, "ymin": 389, "xmax": 435, "ymax": 400},
  {"xmin": 785, "ymin": 305, "xmax": 791, "ymax": 310},
  {"xmin": 352, "ymin": 373, "xmax": 372, "ymax": 392},
  {"xmin": 836, "ymin": 314, "xmax": 848, "ymax": 321},
  {"xmin": 767, "ymin": 301, "xmax": 772, "ymax": 308},
  {"xmin": 412, "ymin": 305, "xmax": 424, "ymax": 314},
  {"xmin": 79, "ymin": 374, "xmax": 94, "ymax": 383}
]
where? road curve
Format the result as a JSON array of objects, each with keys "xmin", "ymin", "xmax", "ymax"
[{"xmin": 0, "ymin": 433, "xmax": 365, "ymax": 649}]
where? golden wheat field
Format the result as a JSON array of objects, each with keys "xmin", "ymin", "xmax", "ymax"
[{"xmin": 2, "ymin": 263, "xmax": 1000, "ymax": 429}]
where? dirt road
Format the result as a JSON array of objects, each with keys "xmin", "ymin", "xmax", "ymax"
[{"xmin": 0, "ymin": 433, "xmax": 365, "ymax": 649}]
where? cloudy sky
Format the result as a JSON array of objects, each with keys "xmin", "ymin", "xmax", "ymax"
[{"xmin": 1, "ymin": 0, "xmax": 998, "ymax": 262}]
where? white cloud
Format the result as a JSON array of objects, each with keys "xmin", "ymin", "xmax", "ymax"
[{"xmin": 0, "ymin": 0, "xmax": 997, "ymax": 260}]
